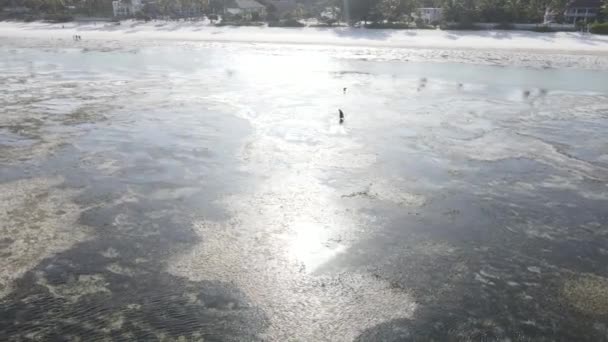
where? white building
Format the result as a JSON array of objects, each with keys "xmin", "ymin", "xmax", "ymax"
[
  {"xmin": 320, "ymin": 6, "xmax": 340, "ymax": 21},
  {"xmin": 563, "ymin": 0, "xmax": 602, "ymax": 23},
  {"xmin": 544, "ymin": 0, "xmax": 602, "ymax": 24},
  {"xmin": 416, "ymin": 7, "xmax": 443, "ymax": 24},
  {"xmin": 112, "ymin": 0, "xmax": 143, "ymax": 17}
]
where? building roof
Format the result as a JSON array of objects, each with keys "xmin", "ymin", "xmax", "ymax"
[
  {"xmin": 235, "ymin": 0, "xmax": 265, "ymax": 10},
  {"xmin": 566, "ymin": 0, "xmax": 602, "ymax": 8},
  {"xmin": 272, "ymin": 0, "xmax": 296, "ymax": 13}
]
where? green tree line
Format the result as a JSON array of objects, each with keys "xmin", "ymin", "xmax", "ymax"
[
  {"xmin": 1, "ymin": 0, "xmax": 606, "ymax": 23},
  {"xmin": 320, "ymin": 0, "xmax": 590, "ymax": 24}
]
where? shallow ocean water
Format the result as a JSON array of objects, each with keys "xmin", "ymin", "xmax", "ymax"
[{"xmin": 1, "ymin": 42, "xmax": 608, "ymax": 341}]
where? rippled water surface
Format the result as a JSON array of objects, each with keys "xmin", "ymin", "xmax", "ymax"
[{"xmin": 2, "ymin": 43, "xmax": 608, "ymax": 341}]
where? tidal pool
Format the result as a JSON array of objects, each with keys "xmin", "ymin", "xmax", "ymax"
[{"xmin": 1, "ymin": 42, "xmax": 608, "ymax": 341}]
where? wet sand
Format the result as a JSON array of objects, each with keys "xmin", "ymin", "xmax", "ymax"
[{"xmin": 1, "ymin": 39, "xmax": 608, "ymax": 341}]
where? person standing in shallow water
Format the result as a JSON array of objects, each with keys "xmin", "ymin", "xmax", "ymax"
[{"xmin": 339, "ymin": 87, "xmax": 346, "ymax": 124}]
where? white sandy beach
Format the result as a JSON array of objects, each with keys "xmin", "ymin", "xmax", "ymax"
[
  {"xmin": 2, "ymin": 20, "xmax": 608, "ymax": 70},
  {"xmin": 1, "ymin": 20, "xmax": 608, "ymax": 53}
]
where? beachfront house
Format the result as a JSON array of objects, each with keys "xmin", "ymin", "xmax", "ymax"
[
  {"xmin": 415, "ymin": 7, "xmax": 443, "ymax": 24},
  {"xmin": 564, "ymin": 0, "xmax": 602, "ymax": 23},
  {"xmin": 544, "ymin": 0, "xmax": 602, "ymax": 24},
  {"xmin": 112, "ymin": 0, "xmax": 143, "ymax": 17},
  {"xmin": 225, "ymin": 0, "xmax": 266, "ymax": 19},
  {"xmin": 169, "ymin": 2, "xmax": 206, "ymax": 18}
]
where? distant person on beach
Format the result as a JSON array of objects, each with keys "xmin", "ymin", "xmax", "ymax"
[
  {"xmin": 417, "ymin": 77, "xmax": 427, "ymax": 92},
  {"xmin": 339, "ymin": 109, "xmax": 344, "ymax": 124},
  {"xmin": 343, "ymin": 87, "xmax": 347, "ymax": 94}
]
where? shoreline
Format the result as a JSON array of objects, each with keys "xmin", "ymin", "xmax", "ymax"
[{"xmin": 2, "ymin": 20, "xmax": 608, "ymax": 54}]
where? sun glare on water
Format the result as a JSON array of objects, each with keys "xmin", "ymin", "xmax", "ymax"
[
  {"xmin": 236, "ymin": 49, "xmax": 335, "ymax": 86},
  {"xmin": 287, "ymin": 220, "xmax": 346, "ymax": 272}
]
